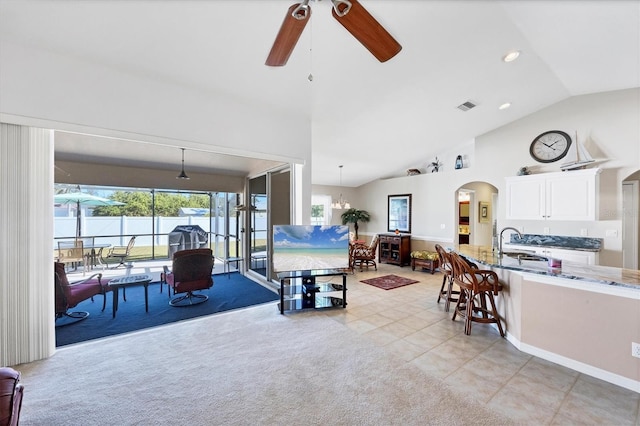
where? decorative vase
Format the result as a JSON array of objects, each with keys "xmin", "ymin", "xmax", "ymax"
[{"xmin": 455, "ymin": 155, "xmax": 463, "ymax": 169}]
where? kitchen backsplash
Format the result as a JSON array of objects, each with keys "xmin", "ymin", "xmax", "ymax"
[{"xmin": 509, "ymin": 234, "xmax": 602, "ymax": 251}]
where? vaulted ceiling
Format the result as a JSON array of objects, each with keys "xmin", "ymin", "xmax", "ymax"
[{"xmin": 1, "ymin": 1, "xmax": 639, "ymax": 187}]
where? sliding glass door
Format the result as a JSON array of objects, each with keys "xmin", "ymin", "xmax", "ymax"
[{"xmin": 246, "ymin": 167, "xmax": 291, "ymax": 281}]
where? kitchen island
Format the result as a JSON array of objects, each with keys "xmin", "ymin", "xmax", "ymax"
[
  {"xmin": 455, "ymin": 245, "xmax": 640, "ymax": 289},
  {"xmin": 450, "ymin": 244, "xmax": 640, "ymax": 393}
]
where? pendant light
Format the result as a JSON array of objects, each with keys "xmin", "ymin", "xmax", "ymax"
[
  {"xmin": 331, "ymin": 165, "xmax": 350, "ymax": 209},
  {"xmin": 176, "ymin": 148, "xmax": 190, "ymax": 180}
]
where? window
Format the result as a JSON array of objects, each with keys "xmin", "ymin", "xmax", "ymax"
[{"xmin": 311, "ymin": 195, "xmax": 332, "ymax": 225}]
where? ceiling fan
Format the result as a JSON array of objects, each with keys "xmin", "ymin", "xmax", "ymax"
[{"xmin": 265, "ymin": 0, "xmax": 402, "ymax": 67}]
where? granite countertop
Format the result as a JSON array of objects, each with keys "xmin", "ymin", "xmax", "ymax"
[
  {"xmin": 507, "ymin": 234, "xmax": 602, "ymax": 252},
  {"xmin": 453, "ymin": 245, "xmax": 640, "ymax": 290},
  {"xmin": 505, "ymin": 241, "xmax": 599, "ymax": 252}
]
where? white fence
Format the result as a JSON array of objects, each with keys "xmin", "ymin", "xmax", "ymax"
[{"xmin": 53, "ymin": 216, "xmax": 245, "ymax": 249}]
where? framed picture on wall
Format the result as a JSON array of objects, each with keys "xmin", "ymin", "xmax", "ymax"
[
  {"xmin": 388, "ymin": 194, "xmax": 412, "ymax": 233},
  {"xmin": 479, "ymin": 201, "xmax": 490, "ymax": 223}
]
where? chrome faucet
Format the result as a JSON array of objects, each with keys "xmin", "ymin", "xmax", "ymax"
[{"xmin": 498, "ymin": 227, "xmax": 523, "ymax": 256}]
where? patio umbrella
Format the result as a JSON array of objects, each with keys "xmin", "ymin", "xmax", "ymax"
[{"xmin": 54, "ymin": 192, "xmax": 125, "ymax": 239}]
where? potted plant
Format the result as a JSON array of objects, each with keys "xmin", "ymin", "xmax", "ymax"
[{"xmin": 341, "ymin": 208, "xmax": 371, "ymax": 241}]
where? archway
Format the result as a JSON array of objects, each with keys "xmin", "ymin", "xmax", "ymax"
[{"xmin": 455, "ymin": 181, "xmax": 498, "ymax": 247}]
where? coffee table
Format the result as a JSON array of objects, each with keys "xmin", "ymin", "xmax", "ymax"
[{"xmin": 108, "ymin": 274, "xmax": 153, "ymax": 318}]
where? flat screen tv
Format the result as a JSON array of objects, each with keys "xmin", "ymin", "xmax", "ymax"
[{"xmin": 273, "ymin": 225, "xmax": 350, "ymax": 272}]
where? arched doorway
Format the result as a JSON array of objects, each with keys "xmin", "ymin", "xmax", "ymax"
[{"xmin": 455, "ymin": 181, "xmax": 498, "ymax": 247}]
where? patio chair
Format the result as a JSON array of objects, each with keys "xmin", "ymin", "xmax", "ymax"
[
  {"xmin": 104, "ymin": 236, "xmax": 136, "ymax": 269},
  {"xmin": 57, "ymin": 240, "xmax": 88, "ymax": 275},
  {"xmin": 162, "ymin": 248, "xmax": 214, "ymax": 307},
  {"xmin": 0, "ymin": 367, "xmax": 23, "ymax": 426},
  {"xmin": 54, "ymin": 261, "xmax": 104, "ymax": 325}
]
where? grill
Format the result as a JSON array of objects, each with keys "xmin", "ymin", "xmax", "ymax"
[{"xmin": 168, "ymin": 225, "xmax": 209, "ymax": 258}]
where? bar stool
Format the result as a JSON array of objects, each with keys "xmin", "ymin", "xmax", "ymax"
[
  {"xmin": 449, "ymin": 251, "xmax": 505, "ymax": 337},
  {"xmin": 434, "ymin": 244, "xmax": 459, "ymax": 312}
]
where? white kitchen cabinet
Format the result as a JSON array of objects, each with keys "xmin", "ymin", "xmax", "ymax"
[{"xmin": 505, "ymin": 168, "xmax": 600, "ymax": 221}]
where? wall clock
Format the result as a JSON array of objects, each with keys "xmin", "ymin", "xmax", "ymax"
[{"xmin": 529, "ymin": 130, "xmax": 572, "ymax": 163}]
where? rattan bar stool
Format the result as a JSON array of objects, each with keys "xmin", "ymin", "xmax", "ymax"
[
  {"xmin": 434, "ymin": 244, "xmax": 459, "ymax": 312},
  {"xmin": 449, "ymin": 251, "xmax": 505, "ymax": 337}
]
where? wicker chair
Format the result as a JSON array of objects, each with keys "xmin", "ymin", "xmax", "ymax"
[{"xmin": 352, "ymin": 235, "xmax": 379, "ymax": 272}]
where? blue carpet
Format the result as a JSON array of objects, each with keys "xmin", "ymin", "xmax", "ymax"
[{"xmin": 55, "ymin": 272, "xmax": 278, "ymax": 347}]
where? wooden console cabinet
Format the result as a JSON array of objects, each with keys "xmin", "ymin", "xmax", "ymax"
[{"xmin": 378, "ymin": 233, "xmax": 411, "ymax": 266}]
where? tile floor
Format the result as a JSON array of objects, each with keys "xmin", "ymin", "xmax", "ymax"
[
  {"xmin": 68, "ymin": 259, "xmax": 640, "ymax": 424},
  {"xmin": 320, "ymin": 262, "xmax": 640, "ymax": 425}
]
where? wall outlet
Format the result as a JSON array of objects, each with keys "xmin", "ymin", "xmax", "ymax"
[
  {"xmin": 606, "ymin": 229, "xmax": 618, "ymax": 238},
  {"xmin": 632, "ymin": 342, "xmax": 640, "ymax": 358},
  {"xmin": 580, "ymin": 228, "xmax": 588, "ymax": 236},
  {"xmin": 543, "ymin": 227, "xmax": 550, "ymax": 235}
]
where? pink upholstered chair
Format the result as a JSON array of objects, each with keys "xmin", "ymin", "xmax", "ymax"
[
  {"xmin": 0, "ymin": 367, "xmax": 23, "ymax": 426},
  {"xmin": 162, "ymin": 248, "xmax": 214, "ymax": 307},
  {"xmin": 54, "ymin": 262, "xmax": 104, "ymax": 324}
]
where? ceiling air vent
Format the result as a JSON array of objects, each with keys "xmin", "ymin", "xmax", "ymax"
[{"xmin": 457, "ymin": 101, "xmax": 476, "ymax": 111}]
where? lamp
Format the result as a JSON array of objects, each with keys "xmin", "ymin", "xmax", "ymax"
[
  {"xmin": 176, "ymin": 148, "xmax": 190, "ymax": 180},
  {"xmin": 331, "ymin": 165, "xmax": 350, "ymax": 209}
]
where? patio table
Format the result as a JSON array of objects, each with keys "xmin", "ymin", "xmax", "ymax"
[{"xmin": 107, "ymin": 274, "xmax": 153, "ymax": 318}]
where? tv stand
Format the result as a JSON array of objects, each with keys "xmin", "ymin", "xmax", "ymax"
[{"xmin": 277, "ymin": 269, "xmax": 347, "ymax": 314}]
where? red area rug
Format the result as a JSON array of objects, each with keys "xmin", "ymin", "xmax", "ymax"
[{"xmin": 360, "ymin": 275, "xmax": 419, "ymax": 290}]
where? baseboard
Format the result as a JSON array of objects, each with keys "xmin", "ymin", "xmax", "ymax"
[{"xmin": 505, "ymin": 331, "xmax": 640, "ymax": 394}]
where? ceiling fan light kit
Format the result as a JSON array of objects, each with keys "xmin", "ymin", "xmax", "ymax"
[{"xmin": 266, "ymin": 0, "xmax": 401, "ymax": 67}]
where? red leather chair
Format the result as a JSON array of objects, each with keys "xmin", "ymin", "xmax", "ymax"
[
  {"xmin": 0, "ymin": 367, "xmax": 23, "ymax": 426},
  {"xmin": 54, "ymin": 262, "xmax": 104, "ymax": 325},
  {"xmin": 162, "ymin": 249, "xmax": 214, "ymax": 307}
]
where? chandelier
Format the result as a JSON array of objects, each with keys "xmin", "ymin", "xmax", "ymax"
[{"xmin": 331, "ymin": 165, "xmax": 350, "ymax": 209}]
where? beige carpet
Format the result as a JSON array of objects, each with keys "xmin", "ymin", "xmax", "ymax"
[{"xmin": 16, "ymin": 303, "xmax": 514, "ymax": 425}]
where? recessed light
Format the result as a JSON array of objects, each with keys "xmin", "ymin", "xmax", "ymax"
[
  {"xmin": 499, "ymin": 102, "xmax": 511, "ymax": 110},
  {"xmin": 503, "ymin": 50, "xmax": 520, "ymax": 62}
]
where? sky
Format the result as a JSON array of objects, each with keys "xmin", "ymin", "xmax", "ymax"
[{"xmin": 273, "ymin": 225, "xmax": 349, "ymax": 249}]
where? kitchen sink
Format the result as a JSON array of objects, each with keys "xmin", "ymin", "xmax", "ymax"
[{"xmin": 503, "ymin": 252, "xmax": 548, "ymax": 261}]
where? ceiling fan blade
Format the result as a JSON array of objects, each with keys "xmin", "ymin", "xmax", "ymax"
[
  {"xmin": 265, "ymin": 3, "xmax": 312, "ymax": 67},
  {"xmin": 331, "ymin": 0, "xmax": 401, "ymax": 62}
]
